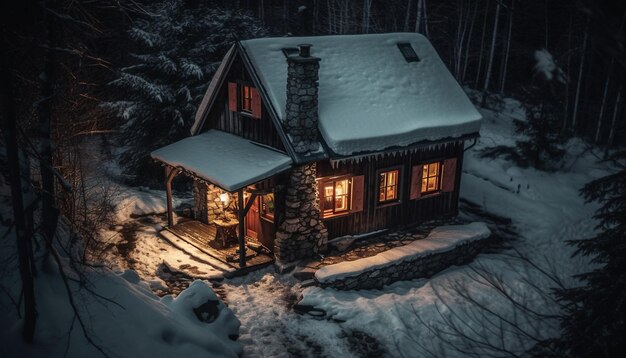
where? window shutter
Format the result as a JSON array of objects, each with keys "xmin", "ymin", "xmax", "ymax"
[
  {"xmin": 351, "ymin": 175, "xmax": 365, "ymax": 212},
  {"xmin": 228, "ymin": 82, "xmax": 237, "ymax": 112},
  {"xmin": 251, "ymin": 87, "xmax": 262, "ymax": 119},
  {"xmin": 410, "ymin": 165, "xmax": 422, "ymax": 200},
  {"xmin": 442, "ymin": 158, "xmax": 458, "ymax": 192}
]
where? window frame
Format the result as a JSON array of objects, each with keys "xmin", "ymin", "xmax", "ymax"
[
  {"xmin": 376, "ymin": 166, "xmax": 403, "ymax": 207},
  {"xmin": 420, "ymin": 161, "xmax": 444, "ymax": 196},
  {"xmin": 397, "ymin": 43, "xmax": 421, "ymax": 62},
  {"xmin": 260, "ymin": 193, "xmax": 275, "ymax": 222},
  {"xmin": 239, "ymin": 82, "xmax": 254, "ymax": 114},
  {"xmin": 319, "ymin": 175, "xmax": 353, "ymax": 219}
]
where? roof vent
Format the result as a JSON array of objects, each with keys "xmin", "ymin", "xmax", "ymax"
[
  {"xmin": 281, "ymin": 47, "xmax": 299, "ymax": 58},
  {"xmin": 397, "ymin": 43, "xmax": 420, "ymax": 63}
]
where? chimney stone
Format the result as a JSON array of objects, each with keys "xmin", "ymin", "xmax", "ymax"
[{"xmin": 285, "ymin": 44, "xmax": 320, "ymax": 153}]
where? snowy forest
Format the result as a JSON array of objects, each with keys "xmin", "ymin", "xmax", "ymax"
[{"xmin": 1, "ymin": 0, "xmax": 625, "ymax": 357}]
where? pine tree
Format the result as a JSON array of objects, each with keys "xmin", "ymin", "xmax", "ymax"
[
  {"xmin": 105, "ymin": 1, "xmax": 266, "ymax": 185},
  {"xmin": 542, "ymin": 151, "xmax": 626, "ymax": 357},
  {"xmin": 514, "ymin": 49, "xmax": 567, "ymax": 170}
]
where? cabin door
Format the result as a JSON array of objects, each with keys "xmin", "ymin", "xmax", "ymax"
[
  {"xmin": 245, "ymin": 197, "xmax": 260, "ymax": 240},
  {"xmin": 258, "ymin": 194, "xmax": 276, "ymax": 252}
]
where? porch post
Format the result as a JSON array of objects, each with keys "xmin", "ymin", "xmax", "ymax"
[
  {"xmin": 237, "ymin": 188, "xmax": 246, "ymax": 267},
  {"xmin": 165, "ymin": 166, "xmax": 179, "ymax": 227}
]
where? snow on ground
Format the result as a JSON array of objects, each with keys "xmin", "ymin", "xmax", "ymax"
[
  {"xmin": 218, "ymin": 269, "xmax": 359, "ymax": 357},
  {"xmin": 296, "ymin": 99, "xmax": 616, "ymax": 356},
  {"xmin": 3, "ymin": 96, "xmax": 615, "ymax": 357},
  {"xmin": 93, "ymin": 96, "xmax": 615, "ymax": 357},
  {"xmin": 0, "ymin": 223, "xmax": 241, "ymax": 358}
]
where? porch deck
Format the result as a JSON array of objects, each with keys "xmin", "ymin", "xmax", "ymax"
[{"xmin": 161, "ymin": 219, "xmax": 273, "ymax": 276}]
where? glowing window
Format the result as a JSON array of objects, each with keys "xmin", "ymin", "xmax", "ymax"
[
  {"xmin": 378, "ymin": 169, "xmax": 399, "ymax": 203},
  {"xmin": 321, "ymin": 178, "xmax": 351, "ymax": 217},
  {"xmin": 421, "ymin": 162, "xmax": 443, "ymax": 194},
  {"xmin": 241, "ymin": 84, "xmax": 253, "ymax": 113}
]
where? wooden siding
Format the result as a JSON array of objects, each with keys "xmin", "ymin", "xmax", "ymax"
[
  {"xmin": 316, "ymin": 142, "xmax": 465, "ymax": 239},
  {"xmin": 204, "ymin": 55, "xmax": 286, "ymax": 151}
]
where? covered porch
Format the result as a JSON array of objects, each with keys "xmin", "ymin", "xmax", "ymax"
[
  {"xmin": 163, "ymin": 219, "xmax": 274, "ymax": 273},
  {"xmin": 151, "ymin": 130, "xmax": 292, "ymax": 272}
]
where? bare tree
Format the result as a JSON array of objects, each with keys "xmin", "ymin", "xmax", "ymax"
[
  {"xmin": 396, "ymin": 250, "xmax": 566, "ymax": 357},
  {"xmin": 482, "ymin": 1, "xmax": 501, "ymax": 106},
  {"xmin": 362, "ymin": 0, "xmax": 372, "ymax": 33},
  {"xmin": 571, "ymin": 19, "xmax": 588, "ymax": 131},
  {"xmin": 1, "ymin": 44, "xmax": 37, "ymax": 344},
  {"xmin": 475, "ymin": 0, "xmax": 490, "ymax": 89},
  {"xmin": 499, "ymin": 0, "xmax": 514, "ymax": 93},
  {"xmin": 461, "ymin": 0, "xmax": 479, "ymax": 83},
  {"xmin": 595, "ymin": 61, "xmax": 613, "ymax": 143},
  {"xmin": 607, "ymin": 86, "xmax": 622, "ymax": 148}
]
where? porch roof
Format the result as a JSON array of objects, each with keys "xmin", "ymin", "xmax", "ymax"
[{"xmin": 151, "ymin": 130, "xmax": 292, "ymax": 192}]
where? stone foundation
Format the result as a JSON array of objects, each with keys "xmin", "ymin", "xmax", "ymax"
[
  {"xmin": 316, "ymin": 236, "xmax": 489, "ymax": 290},
  {"xmin": 275, "ymin": 163, "xmax": 328, "ymax": 263}
]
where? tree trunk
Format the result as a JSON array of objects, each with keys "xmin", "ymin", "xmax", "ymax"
[
  {"xmin": 543, "ymin": 0, "xmax": 549, "ymax": 50},
  {"xmin": 39, "ymin": 4, "xmax": 59, "ymax": 260},
  {"xmin": 607, "ymin": 87, "xmax": 622, "ymax": 148},
  {"xmin": 454, "ymin": 0, "xmax": 469, "ymax": 79},
  {"xmin": 0, "ymin": 47, "xmax": 37, "ymax": 343},
  {"xmin": 415, "ymin": 0, "xmax": 422, "ymax": 33},
  {"xmin": 475, "ymin": 0, "xmax": 490, "ymax": 88},
  {"xmin": 283, "ymin": 0, "xmax": 288, "ymax": 34},
  {"xmin": 595, "ymin": 62, "xmax": 613, "ymax": 143},
  {"xmin": 482, "ymin": 2, "xmax": 501, "ymax": 107},
  {"xmin": 500, "ymin": 0, "xmax": 514, "ymax": 94},
  {"xmin": 403, "ymin": 0, "xmax": 413, "ymax": 32},
  {"xmin": 461, "ymin": 0, "xmax": 478, "ymax": 83},
  {"xmin": 563, "ymin": 12, "xmax": 574, "ymax": 128},
  {"xmin": 362, "ymin": 0, "xmax": 372, "ymax": 34},
  {"xmin": 571, "ymin": 20, "xmax": 588, "ymax": 131},
  {"xmin": 422, "ymin": 0, "xmax": 429, "ymax": 36}
]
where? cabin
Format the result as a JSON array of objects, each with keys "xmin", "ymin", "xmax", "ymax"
[{"xmin": 151, "ymin": 33, "xmax": 482, "ymax": 270}]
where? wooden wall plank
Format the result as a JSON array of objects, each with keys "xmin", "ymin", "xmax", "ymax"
[{"xmin": 317, "ymin": 142, "xmax": 465, "ymax": 239}]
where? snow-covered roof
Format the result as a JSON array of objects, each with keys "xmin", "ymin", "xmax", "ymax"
[
  {"xmin": 241, "ymin": 33, "xmax": 482, "ymax": 156},
  {"xmin": 151, "ymin": 130, "xmax": 292, "ymax": 192}
]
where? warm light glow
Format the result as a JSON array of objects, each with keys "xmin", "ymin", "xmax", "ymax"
[
  {"xmin": 378, "ymin": 170, "xmax": 399, "ymax": 202},
  {"xmin": 321, "ymin": 178, "xmax": 351, "ymax": 216},
  {"xmin": 421, "ymin": 162, "xmax": 442, "ymax": 194},
  {"xmin": 219, "ymin": 193, "xmax": 230, "ymax": 204},
  {"xmin": 335, "ymin": 179, "xmax": 349, "ymax": 211}
]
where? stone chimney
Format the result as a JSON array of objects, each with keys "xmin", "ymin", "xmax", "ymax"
[{"xmin": 285, "ymin": 44, "xmax": 321, "ymax": 153}]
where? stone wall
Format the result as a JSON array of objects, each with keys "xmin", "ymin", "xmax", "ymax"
[
  {"xmin": 316, "ymin": 236, "xmax": 489, "ymax": 290},
  {"xmin": 275, "ymin": 163, "xmax": 328, "ymax": 263},
  {"xmin": 193, "ymin": 181, "xmax": 235, "ymax": 224},
  {"xmin": 284, "ymin": 49, "xmax": 321, "ymax": 154}
]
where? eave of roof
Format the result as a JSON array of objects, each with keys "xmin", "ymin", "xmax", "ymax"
[
  {"xmin": 151, "ymin": 130, "xmax": 292, "ymax": 192},
  {"xmin": 191, "ymin": 44, "xmax": 236, "ymax": 136},
  {"xmin": 325, "ymin": 132, "xmax": 480, "ymax": 164}
]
